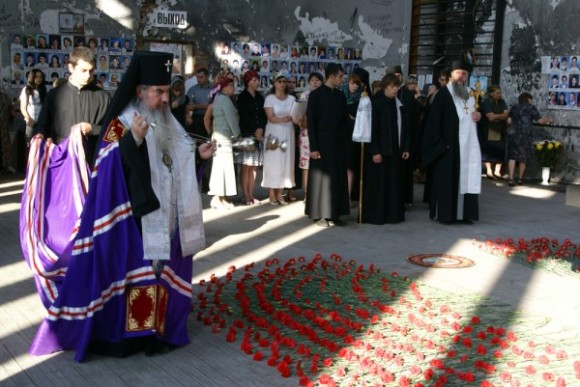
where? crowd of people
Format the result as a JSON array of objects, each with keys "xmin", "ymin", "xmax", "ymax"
[{"xmin": 8, "ymin": 44, "xmax": 556, "ymax": 363}]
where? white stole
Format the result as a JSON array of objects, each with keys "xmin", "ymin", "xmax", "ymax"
[
  {"xmin": 118, "ymin": 105, "xmax": 205, "ymax": 261},
  {"xmin": 395, "ymin": 97, "xmax": 403, "ymax": 147},
  {"xmin": 447, "ymin": 84, "xmax": 481, "ymax": 195}
]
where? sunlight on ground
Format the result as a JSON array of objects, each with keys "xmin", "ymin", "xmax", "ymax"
[
  {"xmin": 0, "ymin": 188, "xmax": 23, "ymax": 198},
  {"xmin": 509, "ymin": 186, "xmax": 558, "ymax": 199},
  {"xmin": 0, "ymin": 293, "xmax": 43, "ymax": 342},
  {"xmin": 0, "ymin": 351, "xmax": 58, "ymax": 383},
  {"xmin": 0, "ymin": 203, "xmax": 20, "ymax": 214},
  {"xmin": 194, "ymin": 204, "xmax": 323, "ymax": 282},
  {"xmin": 0, "ymin": 179, "xmax": 24, "ymax": 190},
  {"xmin": 0, "ymin": 261, "xmax": 33, "ymax": 290},
  {"xmin": 419, "ymin": 238, "xmax": 513, "ymax": 295}
]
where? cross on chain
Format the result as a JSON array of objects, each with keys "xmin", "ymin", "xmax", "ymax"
[
  {"xmin": 165, "ymin": 60, "xmax": 172, "ymax": 73},
  {"xmin": 463, "ymin": 104, "xmax": 469, "ymax": 114}
]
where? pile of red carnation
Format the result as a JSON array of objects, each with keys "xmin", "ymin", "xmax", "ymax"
[{"xmin": 193, "ymin": 254, "xmax": 579, "ymax": 386}]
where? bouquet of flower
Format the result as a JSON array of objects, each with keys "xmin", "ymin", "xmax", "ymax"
[{"xmin": 532, "ymin": 140, "xmax": 562, "ymax": 168}]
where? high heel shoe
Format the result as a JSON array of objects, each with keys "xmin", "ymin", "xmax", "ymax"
[{"xmin": 277, "ymin": 195, "xmax": 288, "ymax": 205}]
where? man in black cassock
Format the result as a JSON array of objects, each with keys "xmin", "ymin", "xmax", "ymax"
[
  {"xmin": 35, "ymin": 46, "xmax": 110, "ymax": 162},
  {"xmin": 385, "ymin": 65, "xmax": 416, "ymax": 206},
  {"xmin": 422, "ymin": 59, "xmax": 482, "ymax": 225},
  {"xmin": 305, "ymin": 63, "xmax": 350, "ymax": 227},
  {"xmin": 362, "ymin": 74, "xmax": 409, "ymax": 224}
]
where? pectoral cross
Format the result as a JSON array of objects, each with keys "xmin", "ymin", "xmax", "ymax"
[
  {"xmin": 463, "ymin": 103, "xmax": 469, "ymax": 114},
  {"xmin": 165, "ymin": 60, "xmax": 172, "ymax": 73}
]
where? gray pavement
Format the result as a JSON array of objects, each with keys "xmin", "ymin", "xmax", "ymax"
[{"xmin": 1, "ymin": 171, "xmax": 579, "ymax": 386}]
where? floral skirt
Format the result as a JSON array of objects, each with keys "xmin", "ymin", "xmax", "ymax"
[{"xmin": 298, "ymin": 128, "xmax": 310, "ymax": 169}]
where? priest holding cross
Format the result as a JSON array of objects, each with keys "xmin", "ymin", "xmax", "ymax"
[{"xmin": 422, "ymin": 59, "xmax": 482, "ymax": 225}]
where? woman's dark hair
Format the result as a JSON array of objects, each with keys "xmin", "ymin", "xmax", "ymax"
[
  {"xmin": 518, "ymin": 92, "xmax": 533, "ymax": 104},
  {"xmin": 24, "ymin": 69, "xmax": 47, "ymax": 102},
  {"xmin": 308, "ymin": 72, "xmax": 323, "ymax": 83}
]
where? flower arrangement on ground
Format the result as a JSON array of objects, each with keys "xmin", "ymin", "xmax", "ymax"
[
  {"xmin": 477, "ymin": 237, "xmax": 580, "ymax": 275},
  {"xmin": 193, "ymin": 253, "xmax": 579, "ymax": 386},
  {"xmin": 532, "ymin": 140, "xmax": 562, "ymax": 168}
]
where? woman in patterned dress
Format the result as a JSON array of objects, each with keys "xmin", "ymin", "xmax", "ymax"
[{"xmin": 507, "ymin": 92, "xmax": 553, "ymax": 186}]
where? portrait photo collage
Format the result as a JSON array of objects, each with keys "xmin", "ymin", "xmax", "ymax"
[
  {"xmin": 9, "ymin": 33, "xmax": 135, "ymax": 91},
  {"xmin": 217, "ymin": 42, "xmax": 363, "ymax": 91},
  {"xmin": 546, "ymin": 55, "xmax": 580, "ymax": 109}
]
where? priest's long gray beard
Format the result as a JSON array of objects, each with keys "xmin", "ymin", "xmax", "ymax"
[
  {"xmin": 451, "ymin": 80, "xmax": 470, "ymax": 101},
  {"xmin": 137, "ymin": 99, "xmax": 175, "ymax": 152}
]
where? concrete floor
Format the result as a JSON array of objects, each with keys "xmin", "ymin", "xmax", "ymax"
[{"xmin": 1, "ymin": 172, "xmax": 579, "ymax": 386}]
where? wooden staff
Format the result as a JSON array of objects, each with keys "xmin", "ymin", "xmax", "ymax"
[{"xmin": 358, "ymin": 142, "xmax": 364, "ymax": 224}]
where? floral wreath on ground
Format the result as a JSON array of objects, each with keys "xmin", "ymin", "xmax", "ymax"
[
  {"xmin": 192, "ymin": 253, "xmax": 580, "ymax": 386},
  {"xmin": 476, "ymin": 237, "xmax": 580, "ymax": 277}
]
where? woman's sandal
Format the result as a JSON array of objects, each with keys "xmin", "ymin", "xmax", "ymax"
[{"xmin": 508, "ymin": 180, "xmax": 515, "ymax": 187}]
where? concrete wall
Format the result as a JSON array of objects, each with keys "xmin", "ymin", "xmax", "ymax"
[
  {"xmin": 146, "ymin": 0, "xmax": 413, "ymax": 81},
  {"xmin": 500, "ymin": 0, "xmax": 580, "ymax": 183},
  {"xmin": 1, "ymin": 0, "xmax": 412, "ymax": 86}
]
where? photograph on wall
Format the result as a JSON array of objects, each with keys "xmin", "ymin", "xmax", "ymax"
[
  {"xmin": 542, "ymin": 54, "xmax": 580, "ymax": 109},
  {"xmin": 11, "ymin": 34, "xmax": 23, "ymax": 49},
  {"xmin": 61, "ymin": 35, "xmax": 73, "ymax": 51},
  {"xmin": 48, "ymin": 35, "xmax": 61, "ymax": 50},
  {"xmin": 72, "ymin": 14, "xmax": 85, "ymax": 34},
  {"xmin": 59, "ymin": 13, "xmax": 75, "ymax": 33},
  {"xmin": 23, "ymin": 35, "xmax": 36, "ymax": 49},
  {"xmin": 150, "ymin": 42, "xmax": 182, "ymax": 75},
  {"xmin": 250, "ymin": 42, "xmax": 261, "ymax": 57},
  {"xmin": 36, "ymin": 35, "xmax": 49, "ymax": 49}
]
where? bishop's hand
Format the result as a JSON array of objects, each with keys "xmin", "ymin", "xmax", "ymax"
[
  {"xmin": 131, "ymin": 111, "xmax": 149, "ymax": 141},
  {"xmin": 198, "ymin": 140, "xmax": 217, "ymax": 160}
]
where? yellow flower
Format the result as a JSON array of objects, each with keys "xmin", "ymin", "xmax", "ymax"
[
  {"xmin": 555, "ymin": 141, "xmax": 562, "ymax": 148},
  {"xmin": 547, "ymin": 143, "xmax": 554, "ymax": 150},
  {"xmin": 535, "ymin": 143, "xmax": 543, "ymax": 150}
]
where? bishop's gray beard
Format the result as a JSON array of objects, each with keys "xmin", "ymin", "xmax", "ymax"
[
  {"xmin": 136, "ymin": 98, "xmax": 175, "ymax": 152},
  {"xmin": 451, "ymin": 80, "xmax": 470, "ymax": 101}
]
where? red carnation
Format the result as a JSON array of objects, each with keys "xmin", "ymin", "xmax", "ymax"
[
  {"xmin": 543, "ymin": 372, "xmax": 555, "ymax": 382},
  {"xmin": 525, "ymin": 365, "xmax": 536, "ymax": 375},
  {"xmin": 319, "ymin": 374, "xmax": 332, "ymax": 385},
  {"xmin": 253, "ymin": 352, "xmax": 264, "ymax": 361},
  {"xmin": 477, "ymin": 344, "xmax": 487, "ymax": 355}
]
